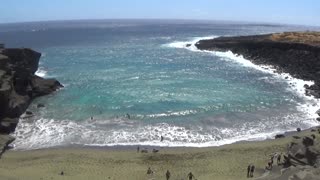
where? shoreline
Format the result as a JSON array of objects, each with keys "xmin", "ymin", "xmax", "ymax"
[
  {"xmin": 10, "ymin": 124, "xmax": 318, "ymax": 152},
  {"xmin": 1, "ymin": 125, "xmax": 319, "ymax": 180}
]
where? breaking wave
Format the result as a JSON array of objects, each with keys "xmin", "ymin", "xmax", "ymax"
[{"xmin": 13, "ymin": 112, "xmax": 316, "ymax": 150}]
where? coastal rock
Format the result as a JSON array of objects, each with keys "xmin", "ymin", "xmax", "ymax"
[
  {"xmin": 275, "ymin": 134, "xmax": 285, "ymax": 139},
  {"xmin": 31, "ymin": 75, "xmax": 63, "ymax": 97},
  {"xmin": 262, "ymin": 134, "xmax": 320, "ymax": 180},
  {"xmin": 25, "ymin": 111, "xmax": 33, "ymax": 115},
  {"xmin": 287, "ymin": 135, "xmax": 320, "ymax": 167},
  {"xmin": 0, "ymin": 47, "xmax": 62, "ymax": 150},
  {"xmin": 195, "ymin": 32, "xmax": 320, "ymax": 180},
  {"xmin": 0, "ymin": 118, "xmax": 19, "ymax": 134},
  {"xmin": 195, "ymin": 32, "xmax": 320, "ymax": 99},
  {"xmin": 37, "ymin": 103, "xmax": 45, "ymax": 108},
  {"xmin": 0, "ymin": 134, "xmax": 15, "ymax": 158},
  {"xmin": 2, "ymin": 48, "xmax": 40, "ymax": 74},
  {"xmin": 302, "ymin": 136, "xmax": 314, "ymax": 147}
]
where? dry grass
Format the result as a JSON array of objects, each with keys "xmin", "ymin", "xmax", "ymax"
[{"xmin": 270, "ymin": 31, "xmax": 320, "ymax": 46}]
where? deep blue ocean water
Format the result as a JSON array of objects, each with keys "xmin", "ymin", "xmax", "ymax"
[{"xmin": 1, "ymin": 20, "xmax": 319, "ymax": 149}]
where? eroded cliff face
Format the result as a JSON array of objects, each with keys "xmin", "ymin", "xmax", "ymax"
[
  {"xmin": 0, "ymin": 48, "xmax": 63, "ymax": 134},
  {"xmin": 195, "ymin": 33, "xmax": 320, "ymax": 98}
]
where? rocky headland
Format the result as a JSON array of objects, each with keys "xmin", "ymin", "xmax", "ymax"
[
  {"xmin": 196, "ymin": 32, "xmax": 320, "ymax": 98},
  {"xmin": 0, "ymin": 46, "xmax": 62, "ymax": 156},
  {"xmin": 196, "ymin": 31, "xmax": 320, "ymax": 180}
]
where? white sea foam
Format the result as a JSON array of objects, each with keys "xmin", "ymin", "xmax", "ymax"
[
  {"xmin": 13, "ymin": 113, "xmax": 312, "ymax": 150},
  {"xmin": 164, "ymin": 36, "xmax": 217, "ymax": 51},
  {"xmin": 35, "ymin": 68, "xmax": 47, "ymax": 77}
]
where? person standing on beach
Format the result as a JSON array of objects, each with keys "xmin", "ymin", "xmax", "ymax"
[
  {"xmin": 250, "ymin": 165, "xmax": 255, "ymax": 177},
  {"xmin": 137, "ymin": 146, "xmax": 140, "ymax": 153},
  {"xmin": 277, "ymin": 153, "xmax": 282, "ymax": 165},
  {"xmin": 247, "ymin": 165, "xmax": 251, "ymax": 178},
  {"xmin": 147, "ymin": 167, "xmax": 153, "ymax": 175},
  {"xmin": 267, "ymin": 161, "xmax": 273, "ymax": 170},
  {"xmin": 166, "ymin": 170, "xmax": 171, "ymax": 180},
  {"xmin": 126, "ymin": 113, "xmax": 130, "ymax": 119},
  {"xmin": 187, "ymin": 172, "xmax": 195, "ymax": 180}
]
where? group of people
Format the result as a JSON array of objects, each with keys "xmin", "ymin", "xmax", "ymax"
[
  {"xmin": 147, "ymin": 168, "xmax": 196, "ymax": 180},
  {"xmin": 266, "ymin": 152, "xmax": 282, "ymax": 170},
  {"xmin": 246, "ymin": 164, "xmax": 255, "ymax": 178},
  {"xmin": 165, "ymin": 170, "xmax": 196, "ymax": 180},
  {"xmin": 247, "ymin": 152, "xmax": 283, "ymax": 178}
]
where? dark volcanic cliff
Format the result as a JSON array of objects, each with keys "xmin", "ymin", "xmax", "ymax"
[
  {"xmin": 0, "ymin": 47, "xmax": 62, "ymax": 154},
  {"xmin": 195, "ymin": 32, "xmax": 320, "ymax": 98}
]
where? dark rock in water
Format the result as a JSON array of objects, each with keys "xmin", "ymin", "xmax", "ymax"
[
  {"xmin": 0, "ymin": 47, "xmax": 62, "ymax": 150},
  {"xmin": 275, "ymin": 134, "xmax": 285, "ymax": 139},
  {"xmin": 186, "ymin": 44, "xmax": 192, "ymax": 47},
  {"xmin": 316, "ymin": 109, "xmax": 320, "ymax": 116},
  {"xmin": 31, "ymin": 76, "xmax": 63, "ymax": 97},
  {"xmin": 304, "ymin": 84, "xmax": 310, "ymax": 88},
  {"xmin": 297, "ymin": 128, "xmax": 302, "ymax": 132},
  {"xmin": 25, "ymin": 111, "xmax": 33, "ymax": 115},
  {"xmin": 37, "ymin": 103, "xmax": 45, "ymax": 108},
  {"xmin": 317, "ymin": 117, "xmax": 320, "ymax": 122}
]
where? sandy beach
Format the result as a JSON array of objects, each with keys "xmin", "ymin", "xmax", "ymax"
[{"xmin": 1, "ymin": 129, "xmax": 318, "ymax": 180}]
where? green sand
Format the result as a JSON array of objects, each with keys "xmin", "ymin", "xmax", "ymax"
[{"xmin": 2, "ymin": 131, "xmax": 315, "ymax": 180}]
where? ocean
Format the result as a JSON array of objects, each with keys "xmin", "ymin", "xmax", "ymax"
[{"xmin": 1, "ymin": 19, "xmax": 319, "ymax": 150}]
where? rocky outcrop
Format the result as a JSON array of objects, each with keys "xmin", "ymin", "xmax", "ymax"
[
  {"xmin": 255, "ymin": 129, "xmax": 320, "ymax": 180},
  {"xmin": 195, "ymin": 33, "xmax": 320, "ymax": 179},
  {"xmin": 195, "ymin": 32, "xmax": 320, "ymax": 98},
  {"xmin": 0, "ymin": 47, "xmax": 62, "ymax": 153},
  {"xmin": 259, "ymin": 133, "xmax": 320, "ymax": 180},
  {"xmin": 0, "ymin": 134, "xmax": 15, "ymax": 158},
  {"xmin": 285, "ymin": 135, "xmax": 320, "ymax": 167}
]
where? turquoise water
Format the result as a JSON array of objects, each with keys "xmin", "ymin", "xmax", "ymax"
[{"xmin": 1, "ymin": 20, "xmax": 319, "ymax": 149}]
